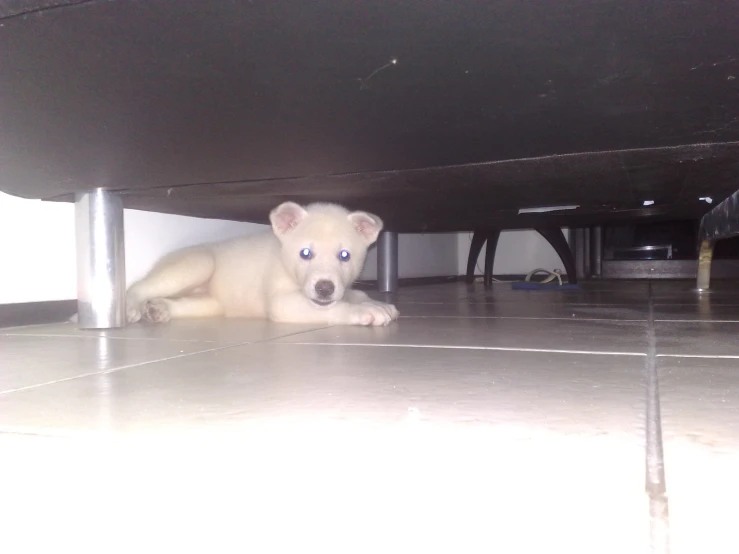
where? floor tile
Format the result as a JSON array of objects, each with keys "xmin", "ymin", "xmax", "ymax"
[
  {"xmin": 656, "ymin": 321, "xmax": 739, "ymax": 357},
  {"xmin": 0, "ymin": 334, "xmax": 214, "ymax": 393},
  {"xmin": 0, "ymin": 343, "xmax": 646, "ymax": 434},
  {"xmin": 9, "ymin": 278, "xmax": 739, "ymax": 553},
  {"xmin": 0, "ymin": 344, "xmax": 649, "ymax": 553},
  {"xmin": 654, "ymin": 302, "xmax": 739, "ymax": 321},
  {"xmin": 472, "ymin": 288, "xmax": 651, "ymax": 305},
  {"xmin": 366, "ymin": 285, "xmax": 479, "ymax": 303},
  {"xmin": 2, "ymin": 319, "xmax": 327, "ymax": 344},
  {"xmin": 658, "ymin": 357, "xmax": 739, "ymax": 554},
  {"xmin": 651, "ymin": 295, "xmax": 739, "ymax": 306},
  {"xmin": 578, "ymin": 280, "xmax": 651, "ymax": 291},
  {"xmin": 398, "ymin": 301, "xmax": 646, "ymax": 320},
  {"xmin": 651, "ymin": 279, "xmax": 739, "ymax": 295},
  {"xmin": 650, "ymin": 281, "xmax": 739, "ymax": 306},
  {"xmin": 275, "ymin": 317, "xmax": 649, "ymax": 354}
]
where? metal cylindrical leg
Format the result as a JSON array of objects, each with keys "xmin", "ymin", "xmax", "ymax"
[
  {"xmin": 483, "ymin": 230, "xmax": 501, "ymax": 288},
  {"xmin": 377, "ymin": 231, "xmax": 398, "ymax": 293},
  {"xmin": 573, "ymin": 228, "xmax": 587, "ymax": 280},
  {"xmin": 591, "ymin": 226, "xmax": 603, "ymax": 278},
  {"xmin": 582, "ymin": 228, "xmax": 591, "ymax": 278},
  {"xmin": 75, "ymin": 189, "xmax": 126, "ymax": 329},
  {"xmin": 536, "ymin": 226, "xmax": 578, "ymax": 285},
  {"xmin": 696, "ymin": 239, "xmax": 715, "ymax": 292},
  {"xmin": 466, "ymin": 231, "xmax": 487, "ymax": 283}
]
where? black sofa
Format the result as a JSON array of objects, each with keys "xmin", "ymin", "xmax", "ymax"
[{"xmin": 1, "ymin": 0, "xmax": 738, "ymax": 326}]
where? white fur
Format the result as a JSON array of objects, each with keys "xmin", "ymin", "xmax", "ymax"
[{"xmin": 126, "ymin": 202, "xmax": 399, "ymax": 327}]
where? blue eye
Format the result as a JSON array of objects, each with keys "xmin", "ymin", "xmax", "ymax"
[
  {"xmin": 300, "ymin": 248, "xmax": 312, "ymax": 260},
  {"xmin": 338, "ymin": 249, "xmax": 351, "ymax": 262}
]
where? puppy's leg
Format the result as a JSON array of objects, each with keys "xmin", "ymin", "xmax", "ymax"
[
  {"xmin": 343, "ymin": 289, "xmax": 372, "ymax": 303},
  {"xmin": 127, "ymin": 248, "xmax": 215, "ymax": 323},
  {"xmin": 343, "ymin": 289, "xmax": 400, "ymax": 321},
  {"xmin": 268, "ymin": 292, "xmax": 397, "ymax": 327},
  {"xmin": 141, "ymin": 295, "xmax": 224, "ymax": 324}
]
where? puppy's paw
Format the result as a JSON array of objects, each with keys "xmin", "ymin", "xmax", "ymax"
[
  {"xmin": 126, "ymin": 294, "xmax": 142, "ymax": 324},
  {"xmin": 127, "ymin": 305, "xmax": 142, "ymax": 324},
  {"xmin": 365, "ymin": 300, "xmax": 400, "ymax": 322},
  {"xmin": 382, "ymin": 301, "xmax": 400, "ymax": 321},
  {"xmin": 142, "ymin": 299, "xmax": 171, "ymax": 324},
  {"xmin": 349, "ymin": 301, "xmax": 399, "ymax": 326}
]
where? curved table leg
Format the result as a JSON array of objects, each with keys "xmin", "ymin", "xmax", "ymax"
[
  {"xmin": 466, "ymin": 231, "xmax": 487, "ymax": 284},
  {"xmin": 483, "ymin": 230, "xmax": 501, "ymax": 287},
  {"xmin": 534, "ymin": 226, "xmax": 578, "ymax": 285}
]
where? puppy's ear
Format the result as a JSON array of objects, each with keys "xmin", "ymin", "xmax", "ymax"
[
  {"xmin": 348, "ymin": 211, "xmax": 383, "ymax": 244},
  {"xmin": 270, "ymin": 202, "xmax": 308, "ymax": 236}
]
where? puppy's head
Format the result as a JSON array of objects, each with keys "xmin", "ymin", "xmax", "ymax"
[{"xmin": 269, "ymin": 202, "xmax": 383, "ymax": 307}]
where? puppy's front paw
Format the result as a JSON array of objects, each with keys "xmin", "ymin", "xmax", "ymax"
[
  {"xmin": 382, "ymin": 301, "xmax": 400, "ymax": 321},
  {"xmin": 126, "ymin": 294, "xmax": 142, "ymax": 324},
  {"xmin": 365, "ymin": 300, "xmax": 400, "ymax": 322},
  {"xmin": 349, "ymin": 301, "xmax": 399, "ymax": 326},
  {"xmin": 127, "ymin": 305, "xmax": 142, "ymax": 324},
  {"xmin": 142, "ymin": 299, "xmax": 171, "ymax": 324}
]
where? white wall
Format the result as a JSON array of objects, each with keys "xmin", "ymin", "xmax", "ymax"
[
  {"xmin": 0, "ymin": 192, "xmax": 460, "ymax": 304},
  {"xmin": 360, "ymin": 233, "xmax": 460, "ymax": 282},
  {"xmin": 0, "ymin": 192, "xmax": 264, "ymax": 305},
  {"xmin": 0, "ymin": 193, "xmax": 78, "ymax": 304},
  {"xmin": 123, "ymin": 210, "xmax": 264, "ymax": 286},
  {"xmin": 457, "ymin": 230, "xmax": 569, "ymax": 276}
]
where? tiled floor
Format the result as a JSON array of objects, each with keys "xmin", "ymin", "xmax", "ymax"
[{"xmin": 1, "ymin": 279, "xmax": 738, "ymax": 553}]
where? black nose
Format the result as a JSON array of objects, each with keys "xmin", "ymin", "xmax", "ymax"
[{"xmin": 315, "ymin": 280, "xmax": 335, "ymax": 298}]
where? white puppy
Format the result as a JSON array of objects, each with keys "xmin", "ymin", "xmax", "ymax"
[{"xmin": 126, "ymin": 202, "xmax": 400, "ymax": 326}]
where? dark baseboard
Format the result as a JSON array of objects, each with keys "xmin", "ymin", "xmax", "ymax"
[
  {"xmin": 352, "ymin": 274, "xmax": 538, "ymax": 289},
  {"xmin": 352, "ymin": 275, "xmax": 462, "ymax": 290},
  {"xmin": 0, "ymin": 299, "xmax": 77, "ymax": 329},
  {"xmin": 602, "ymin": 260, "xmax": 739, "ymax": 279}
]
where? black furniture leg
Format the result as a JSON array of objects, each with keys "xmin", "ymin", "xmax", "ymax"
[
  {"xmin": 466, "ymin": 231, "xmax": 487, "ymax": 283},
  {"xmin": 483, "ymin": 230, "xmax": 501, "ymax": 288},
  {"xmin": 534, "ymin": 226, "xmax": 578, "ymax": 285}
]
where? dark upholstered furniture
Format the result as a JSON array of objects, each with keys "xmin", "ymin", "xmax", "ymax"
[{"xmin": 1, "ymin": 1, "xmax": 739, "ymax": 324}]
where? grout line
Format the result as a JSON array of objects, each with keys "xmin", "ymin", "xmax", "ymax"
[
  {"xmin": 0, "ymin": 325, "xmax": 333, "ymax": 396},
  {"xmin": 0, "ymin": 428, "xmax": 72, "ymax": 440},
  {"xmin": 654, "ymin": 319, "xmax": 739, "ymax": 323},
  {"xmin": 278, "ymin": 342, "xmax": 648, "ymax": 356},
  {"xmin": 656, "ymin": 353, "xmax": 739, "ymax": 359},
  {"xmin": 391, "ymin": 302, "xmax": 448, "ymax": 305},
  {"xmin": 2, "ymin": 324, "xmax": 334, "ymax": 344},
  {"xmin": 0, "ymin": 332, "xmax": 223, "ymax": 344},
  {"xmin": 463, "ymin": 301, "xmax": 650, "ymax": 307},
  {"xmin": 652, "ymin": 302, "xmax": 739, "ymax": 307},
  {"xmin": 0, "ymin": 322, "xmax": 70, "ymax": 332},
  {"xmin": 394, "ymin": 302, "xmax": 647, "ymax": 307},
  {"xmin": 0, "ymin": 344, "xmax": 238, "ymax": 396},
  {"xmin": 399, "ymin": 315, "xmax": 647, "ymax": 322},
  {"xmin": 249, "ymin": 325, "xmax": 334, "ymax": 344},
  {"xmin": 645, "ymin": 282, "xmax": 671, "ymax": 554}
]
